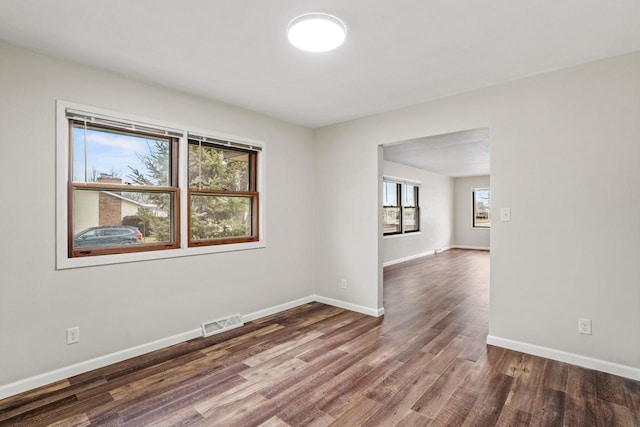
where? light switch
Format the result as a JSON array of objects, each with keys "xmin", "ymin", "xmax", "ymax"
[{"xmin": 500, "ymin": 208, "xmax": 511, "ymax": 222}]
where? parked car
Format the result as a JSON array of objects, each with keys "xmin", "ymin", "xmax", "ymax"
[{"xmin": 74, "ymin": 226, "xmax": 143, "ymax": 249}]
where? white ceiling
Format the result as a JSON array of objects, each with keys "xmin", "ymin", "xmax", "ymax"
[
  {"xmin": 384, "ymin": 128, "xmax": 490, "ymax": 177},
  {"xmin": 0, "ymin": 1, "xmax": 638, "ymax": 128}
]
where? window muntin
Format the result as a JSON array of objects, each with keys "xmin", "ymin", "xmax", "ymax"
[
  {"xmin": 69, "ymin": 120, "xmax": 179, "ymax": 257},
  {"xmin": 188, "ymin": 139, "xmax": 259, "ymax": 246},
  {"xmin": 473, "ymin": 187, "xmax": 491, "ymax": 228},
  {"xmin": 383, "ymin": 178, "xmax": 420, "ymax": 236}
]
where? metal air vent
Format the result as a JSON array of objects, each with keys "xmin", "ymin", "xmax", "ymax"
[{"xmin": 201, "ymin": 314, "xmax": 243, "ymax": 337}]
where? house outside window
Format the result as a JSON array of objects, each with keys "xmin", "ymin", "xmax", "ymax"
[
  {"xmin": 383, "ymin": 178, "xmax": 420, "ymax": 236},
  {"xmin": 473, "ymin": 187, "xmax": 491, "ymax": 228}
]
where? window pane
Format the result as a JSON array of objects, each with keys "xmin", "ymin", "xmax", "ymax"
[
  {"xmin": 473, "ymin": 188, "xmax": 491, "ymax": 228},
  {"xmin": 383, "ymin": 207, "xmax": 401, "ymax": 234},
  {"xmin": 72, "ymin": 189, "xmax": 174, "ymax": 250},
  {"xmin": 191, "ymin": 194, "xmax": 253, "ymax": 240},
  {"xmin": 188, "ymin": 142, "xmax": 250, "ymax": 191},
  {"xmin": 403, "ymin": 207, "xmax": 419, "ymax": 232},
  {"xmin": 383, "ymin": 181, "xmax": 399, "ymax": 206},
  {"xmin": 405, "ymin": 184, "xmax": 417, "ymax": 207},
  {"xmin": 72, "ymin": 124, "xmax": 171, "ymax": 186}
]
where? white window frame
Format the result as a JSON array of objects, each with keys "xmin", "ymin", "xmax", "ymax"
[
  {"xmin": 56, "ymin": 100, "xmax": 266, "ymax": 269},
  {"xmin": 382, "ymin": 176, "xmax": 421, "ymax": 238}
]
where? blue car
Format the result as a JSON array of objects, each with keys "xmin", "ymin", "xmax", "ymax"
[{"xmin": 74, "ymin": 226, "xmax": 143, "ymax": 249}]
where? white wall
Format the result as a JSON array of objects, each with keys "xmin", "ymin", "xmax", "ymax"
[
  {"xmin": 315, "ymin": 52, "xmax": 640, "ymax": 377},
  {"xmin": 0, "ymin": 41, "xmax": 315, "ymax": 387},
  {"xmin": 382, "ymin": 161, "xmax": 454, "ymax": 264},
  {"xmin": 454, "ymin": 175, "xmax": 490, "ymax": 249},
  {"xmin": 2, "ymin": 40, "xmax": 639, "ymax": 394}
]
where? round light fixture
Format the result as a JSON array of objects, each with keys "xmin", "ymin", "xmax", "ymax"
[{"xmin": 287, "ymin": 13, "xmax": 346, "ymax": 53}]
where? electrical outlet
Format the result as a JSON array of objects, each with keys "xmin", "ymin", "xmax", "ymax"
[
  {"xmin": 578, "ymin": 318, "xmax": 592, "ymax": 335},
  {"xmin": 67, "ymin": 326, "xmax": 80, "ymax": 345},
  {"xmin": 341, "ymin": 279, "xmax": 347, "ymax": 290}
]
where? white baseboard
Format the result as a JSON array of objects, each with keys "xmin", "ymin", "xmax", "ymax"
[
  {"xmin": 453, "ymin": 245, "xmax": 490, "ymax": 251},
  {"xmin": 314, "ymin": 295, "xmax": 384, "ymax": 317},
  {"xmin": 242, "ymin": 296, "xmax": 316, "ymax": 322},
  {"xmin": 438, "ymin": 246, "xmax": 454, "ymax": 253},
  {"xmin": 0, "ymin": 294, "xmax": 383, "ymax": 400},
  {"xmin": 0, "ymin": 328, "xmax": 202, "ymax": 401},
  {"xmin": 487, "ymin": 335, "xmax": 640, "ymax": 381},
  {"xmin": 382, "ymin": 245, "xmax": 460, "ymax": 267},
  {"xmin": 383, "ymin": 250, "xmax": 434, "ymax": 267}
]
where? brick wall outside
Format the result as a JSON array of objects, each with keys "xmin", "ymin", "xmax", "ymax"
[{"xmin": 98, "ymin": 175, "xmax": 122, "ymax": 226}]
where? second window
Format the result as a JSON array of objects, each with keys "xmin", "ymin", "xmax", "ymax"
[
  {"xmin": 383, "ymin": 178, "xmax": 420, "ymax": 236},
  {"xmin": 188, "ymin": 136, "xmax": 259, "ymax": 246}
]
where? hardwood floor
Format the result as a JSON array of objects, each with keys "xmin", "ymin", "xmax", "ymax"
[{"xmin": 1, "ymin": 249, "xmax": 639, "ymax": 426}]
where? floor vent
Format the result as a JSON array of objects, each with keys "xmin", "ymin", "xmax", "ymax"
[{"xmin": 201, "ymin": 314, "xmax": 244, "ymax": 337}]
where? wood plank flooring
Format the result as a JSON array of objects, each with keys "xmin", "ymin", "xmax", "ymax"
[{"xmin": 1, "ymin": 249, "xmax": 639, "ymax": 426}]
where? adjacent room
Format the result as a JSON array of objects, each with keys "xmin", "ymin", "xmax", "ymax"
[
  {"xmin": 0, "ymin": 1, "xmax": 639, "ymax": 425},
  {"xmin": 381, "ymin": 128, "xmax": 491, "ymax": 268}
]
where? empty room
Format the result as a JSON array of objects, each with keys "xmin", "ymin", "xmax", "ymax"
[{"xmin": 0, "ymin": 1, "xmax": 639, "ymax": 426}]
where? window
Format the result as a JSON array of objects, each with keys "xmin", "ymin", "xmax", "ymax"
[
  {"xmin": 383, "ymin": 178, "xmax": 420, "ymax": 236},
  {"xmin": 68, "ymin": 117, "xmax": 180, "ymax": 257},
  {"xmin": 473, "ymin": 187, "xmax": 491, "ymax": 228},
  {"xmin": 57, "ymin": 101, "xmax": 265, "ymax": 268},
  {"xmin": 188, "ymin": 136, "xmax": 259, "ymax": 246},
  {"xmin": 403, "ymin": 183, "xmax": 419, "ymax": 233},
  {"xmin": 383, "ymin": 180, "xmax": 401, "ymax": 234}
]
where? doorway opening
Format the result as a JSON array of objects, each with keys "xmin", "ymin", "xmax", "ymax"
[{"xmin": 379, "ymin": 127, "xmax": 490, "ymax": 307}]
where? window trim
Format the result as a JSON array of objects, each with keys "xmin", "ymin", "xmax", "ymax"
[
  {"xmin": 56, "ymin": 100, "xmax": 266, "ymax": 269},
  {"xmin": 472, "ymin": 187, "xmax": 491, "ymax": 229},
  {"xmin": 382, "ymin": 176, "xmax": 421, "ymax": 237}
]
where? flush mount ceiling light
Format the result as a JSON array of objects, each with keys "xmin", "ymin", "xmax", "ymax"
[{"xmin": 287, "ymin": 12, "xmax": 346, "ymax": 53}]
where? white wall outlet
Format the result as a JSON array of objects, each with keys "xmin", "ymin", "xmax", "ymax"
[
  {"xmin": 341, "ymin": 279, "xmax": 347, "ymax": 290},
  {"xmin": 67, "ymin": 326, "xmax": 80, "ymax": 345},
  {"xmin": 500, "ymin": 207, "xmax": 511, "ymax": 221},
  {"xmin": 578, "ymin": 318, "xmax": 592, "ymax": 335}
]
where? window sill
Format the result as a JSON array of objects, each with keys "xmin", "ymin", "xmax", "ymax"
[
  {"xmin": 383, "ymin": 232, "xmax": 422, "ymax": 240},
  {"xmin": 56, "ymin": 240, "xmax": 266, "ymax": 270}
]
